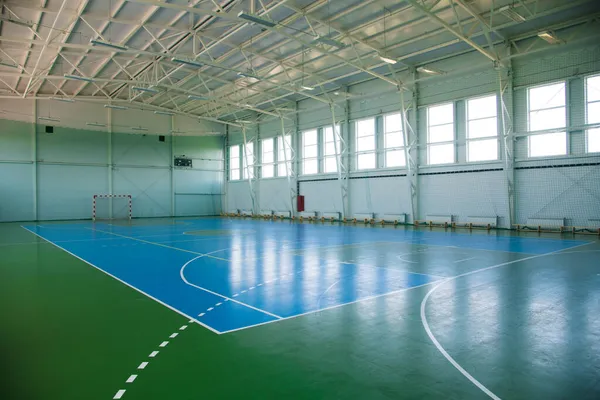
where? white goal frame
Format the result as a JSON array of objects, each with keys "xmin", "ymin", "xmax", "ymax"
[{"xmin": 92, "ymin": 194, "xmax": 132, "ymax": 221}]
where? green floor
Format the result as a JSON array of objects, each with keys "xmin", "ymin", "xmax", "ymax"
[{"xmin": 1, "ymin": 221, "xmax": 599, "ymax": 400}]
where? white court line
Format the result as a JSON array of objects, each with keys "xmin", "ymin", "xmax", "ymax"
[
  {"xmin": 159, "ymin": 341, "xmax": 169, "ymax": 347},
  {"xmin": 137, "ymin": 362, "xmax": 148, "ymax": 370},
  {"xmin": 113, "ymin": 389, "xmax": 126, "ymax": 399},
  {"xmin": 21, "ymin": 226, "xmax": 221, "ymax": 335},
  {"xmin": 420, "ymin": 241, "xmax": 593, "ymax": 400},
  {"xmin": 126, "ymin": 375, "xmax": 137, "ymax": 383},
  {"xmin": 149, "ymin": 351, "xmax": 159, "ymax": 357},
  {"xmin": 169, "ymin": 333, "xmax": 178, "ymax": 338},
  {"xmin": 453, "ymin": 257, "xmax": 476, "ymax": 263},
  {"xmin": 180, "ymin": 254, "xmax": 282, "ymax": 321},
  {"xmin": 84, "ymin": 227, "xmax": 232, "ymax": 262}
]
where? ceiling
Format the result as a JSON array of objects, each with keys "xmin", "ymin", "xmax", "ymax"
[{"xmin": 0, "ymin": 0, "xmax": 599, "ymax": 125}]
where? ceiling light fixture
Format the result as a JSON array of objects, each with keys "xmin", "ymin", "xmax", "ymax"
[
  {"xmin": 237, "ymin": 71, "xmax": 258, "ymax": 80},
  {"xmin": 537, "ymin": 31, "xmax": 562, "ymax": 45},
  {"xmin": 86, "ymin": 122, "xmax": 107, "ymax": 127},
  {"xmin": 498, "ymin": 5, "xmax": 526, "ymax": 23},
  {"xmin": 64, "ymin": 74, "xmax": 94, "ymax": 82},
  {"xmin": 154, "ymin": 110, "xmax": 174, "ymax": 116},
  {"xmin": 301, "ymin": 85, "xmax": 315, "ymax": 91},
  {"xmin": 0, "ymin": 16, "xmax": 34, "ymax": 28},
  {"xmin": 379, "ymin": 55, "xmax": 397, "ymax": 65},
  {"xmin": 235, "ymin": 120, "xmax": 253, "ymax": 124},
  {"xmin": 104, "ymin": 104, "xmax": 128, "ymax": 110},
  {"xmin": 132, "ymin": 86, "xmax": 159, "ymax": 94},
  {"xmin": 417, "ymin": 66, "xmax": 444, "ymax": 75},
  {"xmin": 90, "ymin": 39, "xmax": 128, "ymax": 51},
  {"xmin": 38, "ymin": 116, "xmax": 60, "ymax": 122},
  {"xmin": 172, "ymin": 58, "xmax": 204, "ymax": 68},
  {"xmin": 50, "ymin": 97, "xmax": 75, "ymax": 103},
  {"xmin": 237, "ymin": 12, "xmax": 276, "ymax": 28},
  {"xmin": 188, "ymin": 95, "xmax": 209, "ymax": 101}
]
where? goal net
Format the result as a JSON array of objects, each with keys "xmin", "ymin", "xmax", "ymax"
[{"xmin": 93, "ymin": 195, "xmax": 132, "ymax": 221}]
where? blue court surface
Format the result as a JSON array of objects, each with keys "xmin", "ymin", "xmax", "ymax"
[{"xmin": 22, "ymin": 219, "xmax": 587, "ymax": 334}]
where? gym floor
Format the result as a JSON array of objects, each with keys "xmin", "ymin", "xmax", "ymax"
[{"xmin": 1, "ymin": 218, "xmax": 599, "ymax": 400}]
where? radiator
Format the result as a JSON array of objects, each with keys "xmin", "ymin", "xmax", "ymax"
[
  {"xmin": 228, "ymin": 209, "xmax": 240, "ymax": 215},
  {"xmin": 298, "ymin": 211, "xmax": 317, "ymax": 218},
  {"xmin": 260, "ymin": 209, "xmax": 273, "ymax": 216},
  {"xmin": 239, "ymin": 209, "xmax": 253, "ymax": 216},
  {"xmin": 353, "ymin": 213, "xmax": 375, "ymax": 220},
  {"xmin": 425, "ymin": 215, "xmax": 453, "ymax": 224},
  {"xmin": 321, "ymin": 212, "xmax": 341, "ymax": 220},
  {"xmin": 379, "ymin": 214, "xmax": 406, "ymax": 223},
  {"xmin": 467, "ymin": 216, "xmax": 498, "ymax": 227},
  {"xmin": 526, "ymin": 218, "xmax": 565, "ymax": 228},
  {"xmin": 274, "ymin": 211, "xmax": 291, "ymax": 218}
]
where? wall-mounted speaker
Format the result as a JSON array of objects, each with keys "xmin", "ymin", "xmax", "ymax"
[
  {"xmin": 159, "ymin": 135, "xmax": 165, "ymax": 142},
  {"xmin": 45, "ymin": 126, "xmax": 54, "ymax": 133}
]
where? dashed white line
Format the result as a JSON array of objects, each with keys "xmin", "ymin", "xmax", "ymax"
[
  {"xmin": 138, "ymin": 362, "xmax": 149, "ymax": 370},
  {"xmin": 257, "ymin": 283, "xmax": 263, "ymax": 286},
  {"xmin": 232, "ymin": 293, "xmax": 239, "ymax": 297},
  {"xmin": 179, "ymin": 325, "xmax": 188, "ymax": 331},
  {"xmin": 207, "ymin": 307, "xmax": 214, "ymax": 311},
  {"xmin": 126, "ymin": 375, "xmax": 137, "ymax": 383},
  {"xmin": 224, "ymin": 298, "xmax": 230, "ymax": 301},
  {"xmin": 113, "ymin": 390, "xmax": 126, "ymax": 399},
  {"xmin": 241, "ymin": 290, "xmax": 247, "ymax": 294},
  {"xmin": 198, "ymin": 313, "xmax": 205, "ymax": 317},
  {"xmin": 249, "ymin": 286, "xmax": 255, "ymax": 290},
  {"xmin": 159, "ymin": 341, "xmax": 169, "ymax": 348},
  {"xmin": 169, "ymin": 333, "xmax": 178, "ymax": 338},
  {"xmin": 149, "ymin": 351, "xmax": 159, "ymax": 358},
  {"xmin": 215, "ymin": 302, "xmax": 222, "ymax": 306}
]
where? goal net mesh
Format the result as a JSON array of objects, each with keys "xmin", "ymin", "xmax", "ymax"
[{"xmin": 93, "ymin": 195, "xmax": 131, "ymax": 221}]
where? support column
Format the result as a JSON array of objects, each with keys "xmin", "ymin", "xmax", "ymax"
[
  {"xmin": 32, "ymin": 99, "xmax": 38, "ymax": 221},
  {"xmin": 170, "ymin": 115, "xmax": 175, "ymax": 217},
  {"xmin": 498, "ymin": 49, "xmax": 515, "ymax": 228},
  {"xmin": 330, "ymin": 104, "xmax": 348, "ymax": 218},
  {"xmin": 400, "ymin": 81, "xmax": 419, "ymax": 223},
  {"xmin": 280, "ymin": 117, "xmax": 296, "ymax": 217},
  {"xmin": 107, "ymin": 107, "xmax": 113, "ymax": 218},
  {"xmin": 241, "ymin": 125, "xmax": 258, "ymax": 215}
]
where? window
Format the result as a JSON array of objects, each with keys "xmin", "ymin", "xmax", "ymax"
[
  {"xmin": 277, "ymin": 135, "xmax": 292, "ymax": 177},
  {"xmin": 466, "ymin": 95, "xmax": 498, "ymax": 162},
  {"xmin": 384, "ymin": 113, "xmax": 405, "ymax": 167},
  {"xmin": 427, "ymin": 103, "xmax": 455, "ymax": 164},
  {"xmin": 586, "ymin": 75, "xmax": 600, "ymax": 153},
  {"xmin": 323, "ymin": 125, "xmax": 341, "ymax": 173},
  {"xmin": 302, "ymin": 129, "xmax": 318, "ymax": 175},
  {"xmin": 356, "ymin": 118, "xmax": 376, "ymax": 170},
  {"xmin": 229, "ymin": 145, "xmax": 240, "ymax": 181},
  {"xmin": 528, "ymin": 82, "xmax": 567, "ymax": 157},
  {"xmin": 242, "ymin": 141, "xmax": 254, "ymax": 179},
  {"xmin": 261, "ymin": 138, "xmax": 274, "ymax": 178}
]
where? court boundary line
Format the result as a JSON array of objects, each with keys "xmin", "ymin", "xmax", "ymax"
[
  {"xmin": 180, "ymin": 255, "xmax": 282, "ymax": 320},
  {"xmin": 420, "ymin": 240, "xmax": 593, "ymax": 400},
  {"xmin": 21, "ymin": 226, "xmax": 221, "ymax": 335}
]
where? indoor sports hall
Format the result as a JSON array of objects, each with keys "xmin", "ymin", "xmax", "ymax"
[{"xmin": 1, "ymin": 1, "xmax": 599, "ymax": 400}]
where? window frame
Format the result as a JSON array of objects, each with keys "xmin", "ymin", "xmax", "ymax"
[
  {"xmin": 526, "ymin": 81, "xmax": 567, "ymax": 158},
  {"xmin": 465, "ymin": 94, "xmax": 499, "ymax": 163},
  {"xmin": 302, "ymin": 129, "xmax": 319, "ymax": 175},
  {"xmin": 242, "ymin": 141, "xmax": 255, "ymax": 179},
  {"xmin": 383, "ymin": 112, "xmax": 406, "ymax": 168},
  {"xmin": 323, "ymin": 125, "xmax": 341, "ymax": 174},
  {"xmin": 585, "ymin": 74, "xmax": 600, "ymax": 153},
  {"xmin": 277, "ymin": 134, "xmax": 292, "ymax": 177},
  {"xmin": 261, "ymin": 137, "xmax": 275, "ymax": 179},
  {"xmin": 427, "ymin": 102, "xmax": 455, "ymax": 165},
  {"xmin": 229, "ymin": 144, "xmax": 241, "ymax": 181},
  {"xmin": 355, "ymin": 117, "xmax": 377, "ymax": 170}
]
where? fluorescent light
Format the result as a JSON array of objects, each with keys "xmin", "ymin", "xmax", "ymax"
[
  {"xmin": 104, "ymin": 104, "xmax": 128, "ymax": 110},
  {"xmin": 131, "ymin": 126, "xmax": 149, "ymax": 131},
  {"xmin": 379, "ymin": 55, "xmax": 397, "ymax": 65},
  {"xmin": 64, "ymin": 74, "xmax": 94, "ymax": 82},
  {"xmin": 538, "ymin": 31, "xmax": 562, "ymax": 44},
  {"xmin": 154, "ymin": 110, "xmax": 174, "ymax": 116},
  {"xmin": 172, "ymin": 58, "xmax": 204, "ymax": 68},
  {"xmin": 313, "ymin": 36, "xmax": 346, "ymax": 49},
  {"xmin": 498, "ymin": 5, "xmax": 526, "ymax": 23},
  {"xmin": 38, "ymin": 116, "xmax": 60, "ymax": 122},
  {"xmin": 132, "ymin": 86, "xmax": 159, "ymax": 94},
  {"xmin": 188, "ymin": 95, "xmax": 209, "ymax": 101},
  {"xmin": 237, "ymin": 12, "xmax": 276, "ymax": 28},
  {"xmin": 417, "ymin": 66, "xmax": 444, "ymax": 75},
  {"xmin": 235, "ymin": 120, "xmax": 253, "ymax": 124},
  {"xmin": 0, "ymin": 16, "xmax": 34, "ymax": 28},
  {"xmin": 87, "ymin": 122, "xmax": 106, "ymax": 127},
  {"xmin": 0, "ymin": 62, "xmax": 19, "ymax": 69},
  {"xmin": 237, "ymin": 71, "xmax": 258, "ymax": 80},
  {"xmin": 90, "ymin": 39, "xmax": 128, "ymax": 51},
  {"xmin": 301, "ymin": 85, "xmax": 314, "ymax": 91},
  {"xmin": 51, "ymin": 97, "xmax": 75, "ymax": 103}
]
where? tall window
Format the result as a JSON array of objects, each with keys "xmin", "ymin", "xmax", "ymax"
[
  {"xmin": 356, "ymin": 117, "xmax": 376, "ymax": 170},
  {"xmin": 261, "ymin": 138, "xmax": 274, "ymax": 178},
  {"xmin": 466, "ymin": 95, "xmax": 498, "ymax": 162},
  {"xmin": 277, "ymin": 135, "xmax": 292, "ymax": 176},
  {"xmin": 384, "ymin": 113, "xmax": 405, "ymax": 167},
  {"xmin": 323, "ymin": 125, "xmax": 340, "ymax": 173},
  {"xmin": 528, "ymin": 82, "xmax": 566, "ymax": 157},
  {"xmin": 242, "ymin": 141, "xmax": 254, "ymax": 179},
  {"xmin": 427, "ymin": 103, "xmax": 455, "ymax": 165},
  {"xmin": 586, "ymin": 75, "xmax": 600, "ymax": 153},
  {"xmin": 229, "ymin": 145, "xmax": 240, "ymax": 181},
  {"xmin": 302, "ymin": 129, "xmax": 318, "ymax": 175}
]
